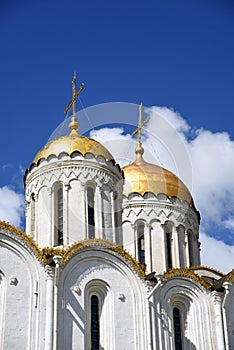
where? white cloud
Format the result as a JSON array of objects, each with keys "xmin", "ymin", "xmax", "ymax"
[
  {"xmin": 189, "ymin": 130, "xmax": 234, "ymax": 235},
  {"xmin": 0, "ymin": 186, "xmax": 24, "ymax": 227},
  {"xmin": 144, "ymin": 107, "xmax": 193, "ymax": 189},
  {"xmin": 200, "ymin": 232, "xmax": 234, "ymax": 273},
  {"xmin": 145, "ymin": 107, "xmax": 234, "ymax": 241},
  {"xmin": 90, "ymin": 127, "xmax": 135, "ymax": 166},
  {"xmin": 224, "ymin": 217, "xmax": 234, "ymax": 230}
]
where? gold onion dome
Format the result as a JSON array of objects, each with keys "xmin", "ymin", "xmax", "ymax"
[
  {"xmin": 122, "ymin": 103, "xmax": 195, "ymax": 208},
  {"xmin": 122, "ymin": 149, "xmax": 195, "ymax": 207},
  {"xmin": 33, "ymin": 118, "xmax": 114, "ymax": 164},
  {"xmin": 122, "ymin": 126, "xmax": 195, "ymax": 209}
]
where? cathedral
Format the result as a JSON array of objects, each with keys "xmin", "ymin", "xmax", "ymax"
[{"xmin": 0, "ymin": 76, "xmax": 233, "ymax": 350}]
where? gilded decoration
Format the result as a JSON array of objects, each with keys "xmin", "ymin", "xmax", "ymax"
[
  {"xmin": 188, "ymin": 265, "xmax": 224, "ymax": 276},
  {"xmin": 0, "ymin": 221, "xmax": 46, "ymax": 264},
  {"xmin": 42, "ymin": 247, "xmax": 66, "ymax": 259},
  {"xmin": 61, "ymin": 238, "xmax": 146, "ymax": 278},
  {"xmin": 163, "ymin": 268, "xmax": 212, "ymax": 290},
  {"xmin": 225, "ymin": 269, "xmax": 234, "ymax": 283}
]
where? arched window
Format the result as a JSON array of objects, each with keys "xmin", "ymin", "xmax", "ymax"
[
  {"xmin": 188, "ymin": 231, "xmax": 194, "ymax": 267},
  {"xmin": 54, "ymin": 183, "xmax": 63, "ymax": 246},
  {"xmin": 137, "ymin": 223, "xmax": 145, "ymax": 263},
  {"xmin": 91, "ymin": 295, "xmax": 100, "ymax": 349},
  {"xmin": 166, "ymin": 232, "xmax": 172, "ymax": 269},
  {"xmin": 177, "ymin": 225, "xmax": 185, "ymax": 268},
  {"xmin": 173, "ymin": 307, "xmax": 182, "ymax": 350},
  {"xmin": 87, "ymin": 186, "xmax": 95, "ymax": 238},
  {"xmin": 164, "ymin": 223, "xmax": 173, "ymax": 269},
  {"xmin": 30, "ymin": 193, "xmax": 35, "ymax": 238},
  {"xmin": 85, "ymin": 280, "xmax": 111, "ymax": 350},
  {"xmin": 113, "ymin": 191, "xmax": 119, "ymax": 229}
]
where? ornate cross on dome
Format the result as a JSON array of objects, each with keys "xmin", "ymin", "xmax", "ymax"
[
  {"xmin": 64, "ymin": 73, "xmax": 84, "ymax": 116},
  {"xmin": 64, "ymin": 73, "xmax": 85, "ymax": 135},
  {"xmin": 132, "ymin": 103, "xmax": 150, "ymax": 151}
]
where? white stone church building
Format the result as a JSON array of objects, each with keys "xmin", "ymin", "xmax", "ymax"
[{"xmin": 0, "ymin": 78, "xmax": 234, "ymax": 349}]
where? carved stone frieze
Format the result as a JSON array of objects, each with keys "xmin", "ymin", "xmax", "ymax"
[
  {"xmin": 26, "ymin": 158, "xmax": 122, "ymax": 188},
  {"xmin": 26, "ymin": 163, "xmax": 121, "ymax": 196},
  {"xmin": 123, "ymin": 195, "xmax": 199, "ymax": 224},
  {"xmin": 123, "ymin": 202, "xmax": 199, "ymax": 233}
]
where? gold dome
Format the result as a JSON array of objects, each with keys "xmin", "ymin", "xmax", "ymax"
[
  {"xmin": 33, "ymin": 133, "xmax": 114, "ymax": 164},
  {"xmin": 32, "ymin": 114, "xmax": 114, "ymax": 164},
  {"xmin": 122, "ymin": 152, "xmax": 195, "ymax": 208}
]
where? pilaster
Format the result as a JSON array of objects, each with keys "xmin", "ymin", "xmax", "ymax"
[{"xmin": 44, "ymin": 265, "xmax": 55, "ymax": 350}]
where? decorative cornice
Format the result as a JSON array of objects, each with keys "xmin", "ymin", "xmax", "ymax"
[
  {"xmin": 42, "ymin": 246, "xmax": 66, "ymax": 258},
  {"xmin": 60, "ymin": 238, "xmax": 146, "ymax": 279},
  {"xmin": 26, "ymin": 164, "xmax": 121, "ymax": 197},
  {"xmin": 0, "ymin": 221, "xmax": 46, "ymax": 264},
  {"xmin": 123, "ymin": 193, "xmax": 200, "ymax": 221},
  {"xmin": 123, "ymin": 201, "xmax": 199, "ymax": 228},
  {"xmin": 26, "ymin": 158, "xmax": 122, "ymax": 187},
  {"xmin": 188, "ymin": 265, "xmax": 225, "ymax": 276},
  {"xmin": 163, "ymin": 268, "xmax": 212, "ymax": 290}
]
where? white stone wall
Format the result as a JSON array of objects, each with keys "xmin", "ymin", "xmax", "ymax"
[
  {"xmin": 0, "ymin": 229, "xmax": 46, "ymax": 350},
  {"xmin": 1, "ymin": 226, "xmax": 232, "ymax": 350}
]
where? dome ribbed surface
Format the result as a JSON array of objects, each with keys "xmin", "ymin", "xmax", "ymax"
[
  {"xmin": 33, "ymin": 134, "xmax": 114, "ymax": 164},
  {"xmin": 122, "ymin": 157, "xmax": 194, "ymax": 207}
]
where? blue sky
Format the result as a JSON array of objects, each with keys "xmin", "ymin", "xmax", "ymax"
[{"xmin": 0, "ymin": 0, "xmax": 234, "ymax": 271}]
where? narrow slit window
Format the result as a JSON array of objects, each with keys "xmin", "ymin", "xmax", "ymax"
[
  {"xmin": 57, "ymin": 187, "xmax": 63, "ymax": 245},
  {"xmin": 91, "ymin": 295, "xmax": 99, "ymax": 350},
  {"xmin": 31, "ymin": 193, "xmax": 35, "ymax": 238},
  {"xmin": 166, "ymin": 232, "xmax": 172, "ymax": 269},
  {"xmin": 173, "ymin": 307, "xmax": 182, "ymax": 350},
  {"xmin": 87, "ymin": 187, "xmax": 95, "ymax": 238},
  {"xmin": 137, "ymin": 224, "xmax": 145, "ymax": 263},
  {"xmin": 188, "ymin": 232, "xmax": 193, "ymax": 267},
  {"xmin": 164, "ymin": 223, "xmax": 173, "ymax": 269},
  {"xmin": 54, "ymin": 185, "xmax": 63, "ymax": 246}
]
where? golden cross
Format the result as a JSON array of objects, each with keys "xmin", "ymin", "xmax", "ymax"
[
  {"xmin": 132, "ymin": 103, "xmax": 150, "ymax": 146},
  {"xmin": 64, "ymin": 73, "xmax": 85, "ymax": 115}
]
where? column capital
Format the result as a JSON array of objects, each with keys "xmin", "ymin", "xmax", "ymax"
[
  {"xmin": 211, "ymin": 291, "xmax": 222, "ymax": 305},
  {"xmin": 145, "ymin": 222, "xmax": 152, "ymax": 229},
  {"xmin": 47, "ymin": 187, "xmax": 53, "ymax": 196},
  {"xmin": 45, "ymin": 265, "xmax": 55, "ymax": 280},
  {"xmin": 64, "ymin": 183, "xmax": 71, "ymax": 191},
  {"xmin": 33, "ymin": 192, "xmax": 39, "ymax": 201}
]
